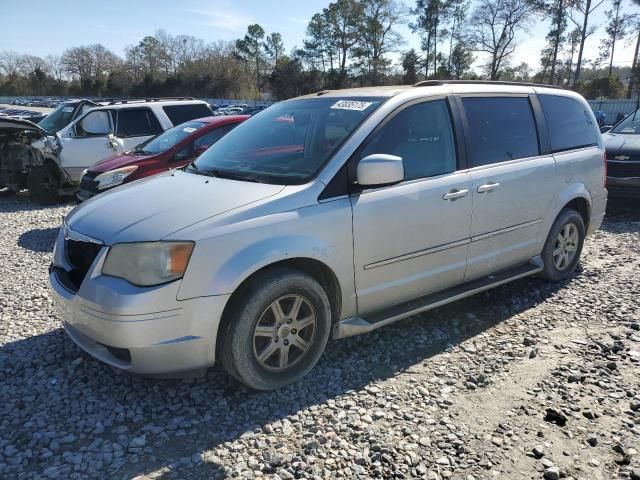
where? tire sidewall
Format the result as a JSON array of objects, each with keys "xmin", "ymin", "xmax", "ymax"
[
  {"xmin": 224, "ymin": 270, "xmax": 331, "ymax": 391},
  {"xmin": 542, "ymin": 209, "xmax": 586, "ymax": 281},
  {"xmin": 28, "ymin": 164, "xmax": 60, "ymax": 205}
]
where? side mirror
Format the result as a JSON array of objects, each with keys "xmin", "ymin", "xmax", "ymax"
[{"xmin": 357, "ymin": 154, "xmax": 404, "ymax": 188}]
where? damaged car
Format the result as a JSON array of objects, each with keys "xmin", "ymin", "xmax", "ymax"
[{"xmin": 0, "ymin": 99, "xmax": 100, "ymax": 202}]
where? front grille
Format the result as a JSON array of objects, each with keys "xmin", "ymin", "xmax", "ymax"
[
  {"xmin": 65, "ymin": 240, "xmax": 102, "ymax": 290},
  {"xmin": 607, "ymin": 161, "xmax": 640, "ymax": 178}
]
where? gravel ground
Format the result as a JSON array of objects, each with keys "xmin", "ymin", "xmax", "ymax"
[{"xmin": 0, "ymin": 193, "xmax": 639, "ymax": 480}]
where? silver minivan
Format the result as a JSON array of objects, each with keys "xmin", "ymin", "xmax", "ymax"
[{"xmin": 49, "ymin": 81, "xmax": 607, "ymax": 390}]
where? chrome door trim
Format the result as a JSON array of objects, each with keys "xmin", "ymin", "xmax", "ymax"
[
  {"xmin": 364, "ymin": 218, "xmax": 542, "ymax": 270},
  {"xmin": 471, "ymin": 219, "xmax": 542, "ymax": 242},
  {"xmin": 363, "ymin": 238, "xmax": 471, "ymax": 270}
]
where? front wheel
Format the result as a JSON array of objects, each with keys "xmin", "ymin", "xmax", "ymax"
[
  {"xmin": 540, "ymin": 209, "xmax": 585, "ymax": 281},
  {"xmin": 219, "ymin": 267, "xmax": 332, "ymax": 390},
  {"xmin": 27, "ymin": 163, "xmax": 60, "ymax": 205}
]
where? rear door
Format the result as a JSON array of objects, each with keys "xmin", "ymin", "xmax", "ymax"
[
  {"xmin": 459, "ymin": 95, "xmax": 557, "ymax": 280},
  {"xmin": 115, "ymin": 108, "xmax": 164, "ymax": 150},
  {"xmin": 350, "ymin": 97, "xmax": 473, "ymax": 314}
]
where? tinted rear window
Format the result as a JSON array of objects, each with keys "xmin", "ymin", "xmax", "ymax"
[
  {"xmin": 162, "ymin": 104, "xmax": 213, "ymax": 125},
  {"xmin": 539, "ymin": 95, "xmax": 598, "ymax": 152},
  {"xmin": 116, "ymin": 109, "xmax": 162, "ymax": 137},
  {"xmin": 462, "ymin": 97, "xmax": 539, "ymax": 166}
]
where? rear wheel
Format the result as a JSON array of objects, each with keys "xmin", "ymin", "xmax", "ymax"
[
  {"xmin": 28, "ymin": 163, "xmax": 60, "ymax": 205},
  {"xmin": 219, "ymin": 267, "xmax": 331, "ymax": 390},
  {"xmin": 540, "ymin": 209, "xmax": 585, "ymax": 281}
]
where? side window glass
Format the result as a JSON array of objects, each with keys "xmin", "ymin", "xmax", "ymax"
[
  {"xmin": 462, "ymin": 97, "xmax": 539, "ymax": 166},
  {"xmin": 539, "ymin": 95, "xmax": 599, "ymax": 152},
  {"xmin": 75, "ymin": 111, "xmax": 111, "ymax": 137},
  {"xmin": 360, "ymin": 99, "xmax": 457, "ymax": 181},
  {"xmin": 116, "ymin": 109, "xmax": 163, "ymax": 137}
]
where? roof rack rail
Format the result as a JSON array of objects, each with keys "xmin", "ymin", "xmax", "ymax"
[
  {"xmin": 412, "ymin": 80, "xmax": 562, "ymax": 90},
  {"xmin": 106, "ymin": 97, "xmax": 196, "ymax": 105}
]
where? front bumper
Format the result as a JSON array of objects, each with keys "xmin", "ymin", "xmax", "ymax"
[
  {"xmin": 606, "ymin": 177, "xmax": 640, "ymax": 198},
  {"xmin": 48, "ymin": 243, "xmax": 230, "ymax": 375}
]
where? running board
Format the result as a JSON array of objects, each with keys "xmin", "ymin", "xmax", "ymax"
[{"xmin": 333, "ymin": 258, "xmax": 543, "ymax": 339}]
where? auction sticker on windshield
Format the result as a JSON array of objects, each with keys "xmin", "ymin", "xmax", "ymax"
[{"xmin": 330, "ymin": 100, "xmax": 373, "ymax": 111}]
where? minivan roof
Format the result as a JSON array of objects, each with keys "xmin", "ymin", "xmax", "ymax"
[{"xmin": 295, "ymin": 81, "xmax": 576, "ymax": 100}]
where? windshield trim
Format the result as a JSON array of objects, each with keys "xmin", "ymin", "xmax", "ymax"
[{"xmin": 192, "ymin": 96, "xmax": 388, "ymax": 186}]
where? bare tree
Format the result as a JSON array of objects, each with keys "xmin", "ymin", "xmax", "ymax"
[
  {"xmin": 46, "ymin": 54, "xmax": 65, "ymax": 83},
  {"xmin": 469, "ymin": 0, "xmax": 536, "ymax": 80},
  {"xmin": 0, "ymin": 51, "xmax": 22, "ymax": 76},
  {"xmin": 569, "ymin": 0, "xmax": 605, "ymax": 85}
]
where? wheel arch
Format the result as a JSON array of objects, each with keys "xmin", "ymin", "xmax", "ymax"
[
  {"xmin": 537, "ymin": 183, "xmax": 592, "ymax": 253},
  {"xmin": 215, "ymin": 257, "xmax": 343, "ymax": 357}
]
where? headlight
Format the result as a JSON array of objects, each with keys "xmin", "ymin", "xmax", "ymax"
[
  {"xmin": 102, "ymin": 242, "xmax": 194, "ymax": 286},
  {"xmin": 94, "ymin": 165, "xmax": 138, "ymax": 190}
]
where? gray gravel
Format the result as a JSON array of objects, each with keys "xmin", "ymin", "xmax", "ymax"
[{"xmin": 1, "ymin": 193, "xmax": 639, "ymax": 480}]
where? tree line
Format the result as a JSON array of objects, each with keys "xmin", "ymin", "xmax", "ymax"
[{"xmin": 1, "ymin": 0, "xmax": 639, "ymax": 100}]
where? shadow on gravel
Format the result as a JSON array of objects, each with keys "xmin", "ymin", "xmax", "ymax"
[
  {"xmin": 0, "ymin": 272, "xmax": 573, "ymax": 479},
  {"xmin": 0, "ymin": 193, "xmax": 76, "ymax": 213},
  {"xmin": 602, "ymin": 197, "xmax": 640, "ymax": 233},
  {"xmin": 18, "ymin": 227, "xmax": 59, "ymax": 252}
]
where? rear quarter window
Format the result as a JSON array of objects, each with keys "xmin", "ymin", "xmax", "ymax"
[
  {"xmin": 539, "ymin": 95, "xmax": 599, "ymax": 152},
  {"xmin": 162, "ymin": 104, "xmax": 213, "ymax": 125}
]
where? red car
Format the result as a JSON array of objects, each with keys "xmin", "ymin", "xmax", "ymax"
[{"xmin": 77, "ymin": 115, "xmax": 248, "ymax": 200}]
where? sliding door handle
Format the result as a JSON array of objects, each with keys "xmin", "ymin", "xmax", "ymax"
[
  {"xmin": 442, "ymin": 188, "xmax": 469, "ymax": 200},
  {"xmin": 477, "ymin": 182, "xmax": 500, "ymax": 193}
]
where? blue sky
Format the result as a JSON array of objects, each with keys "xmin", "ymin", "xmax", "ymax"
[{"xmin": 1, "ymin": 0, "xmax": 637, "ymax": 72}]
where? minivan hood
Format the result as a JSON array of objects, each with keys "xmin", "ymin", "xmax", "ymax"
[
  {"xmin": 89, "ymin": 152, "xmax": 156, "ymax": 173},
  {"xmin": 66, "ymin": 170, "xmax": 285, "ymax": 244},
  {"xmin": 603, "ymin": 132, "xmax": 640, "ymax": 155}
]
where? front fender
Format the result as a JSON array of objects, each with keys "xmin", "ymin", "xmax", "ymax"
[{"xmin": 176, "ymin": 198, "xmax": 357, "ymax": 318}]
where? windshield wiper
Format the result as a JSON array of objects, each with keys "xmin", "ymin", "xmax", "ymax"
[
  {"xmin": 208, "ymin": 169, "xmax": 261, "ymax": 183},
  {"xmin": 185, "ymin": 165, "xmax": 260, "ymax": 182}
]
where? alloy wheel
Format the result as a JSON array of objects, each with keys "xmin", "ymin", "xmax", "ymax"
[
  {"xmin": 552, "ymin": 223, "xmax": 579, "ymax": 270},
  {"xmin": 252, "ymin": 294, "xmax": 317, "ymax": 372}
]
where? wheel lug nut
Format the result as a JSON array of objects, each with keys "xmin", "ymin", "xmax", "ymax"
[
  {"xmin": 287, "ymin": 319, "xmax": 292, "ymax": 324},
  {"xmin": 284, "ymin": 340, "xmax": 289, "ymax": 346},
  {"xmin": 291, "ymin": 329, "xmax": 297, "ymax": 334}
]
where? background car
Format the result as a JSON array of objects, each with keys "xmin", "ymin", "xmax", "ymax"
[
  {"xmin": 603, "ymin": 110, "xmax": 640, "ymax": 198},
  {"xmin": 76, "ymin": 115, "xmax": 247, "ymax": 200}
]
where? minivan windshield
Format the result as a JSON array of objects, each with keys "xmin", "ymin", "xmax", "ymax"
[
  {"xmin": 611, "ymin": 111, "xmax": 640, "ymax": 134},
  {"xmin": 133, "ymin": 120, "xmax": 207, "ymax": 155},
  {"xmin": 190, "ymin": 97, "xmax": 384, "ymax": 184},
  {"xmin": 38, "ymin": 102, "xmax": 80, "ymax": 134}
]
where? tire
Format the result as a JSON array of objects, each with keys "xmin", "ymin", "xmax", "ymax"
[
  {"xmin": 540, "ymin": 208, "xmax": 585, "ymax": 281},
  {"xmin": 27, "ymin": 163, "xmax": 60, "ymax": 205},
  {"xmin": 219, "ymin": 267, "xmax": 332, "ymax": 391}
]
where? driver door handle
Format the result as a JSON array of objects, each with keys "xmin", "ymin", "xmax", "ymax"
[
  {"xmin": 442, "ymin": 188, "xmax": 469, "ymax": 200},
  {"xmin": 477, "ymin": 182, "xmax": 500, "ymax": 193}
]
